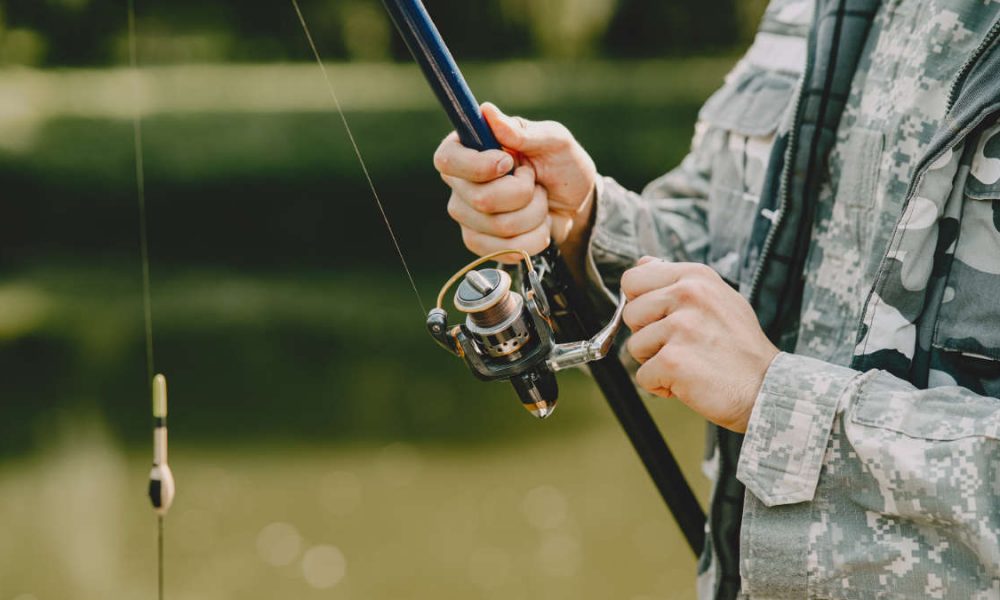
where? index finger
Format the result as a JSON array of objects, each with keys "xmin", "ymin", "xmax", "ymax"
[
  {"xmin": 433, "ymin": 131, "xmax": 515, "ymax": 183},
  {"xmin": 620, "ymin": 260, "xmax": 710, "ymax": 300}
]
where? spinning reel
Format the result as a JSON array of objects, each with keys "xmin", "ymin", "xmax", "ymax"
[{"xmin": 426, "ymin": 250, "xmax": 627, "ymax": 419}]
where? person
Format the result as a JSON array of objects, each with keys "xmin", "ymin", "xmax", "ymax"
[{"xmin": 432, "ymin": 0, "xmax": 1000, "ymax": 598}]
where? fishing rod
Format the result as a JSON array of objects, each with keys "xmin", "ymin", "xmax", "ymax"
[{"xmin": 381, "ymin": 0, "xmax": 706, "ymax": 554}]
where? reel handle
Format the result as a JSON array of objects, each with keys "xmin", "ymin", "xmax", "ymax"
[{"xmin": 546, "ymin": 291, "xmax": 627, "ymax": 372}]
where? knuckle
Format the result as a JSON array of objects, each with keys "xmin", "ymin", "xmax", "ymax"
[
  {"xmin": 668, "ymin": 314, "xmax": 693, "ymax": 339},
  {"xmin": 493, "ymin": 214, "xmax": 520, "ymax": 238},
  {"xmin": 622, "ymin": 305, "xmax": 638, "ymax": 329},
  {"xmin": 509, "ymin": 119, "xmax": 528, "ymax": 142},
  {"xmin": 446, "ymin": 195, "xmax": 462, "ymax": 220},
  {"xmin": 654, "ymin": 286, "xmax": 673, "ymax": 310},
  {"xmin": 625, "ymin": 336, "xmax": 649, "ymax": 364},
  {"xmin": 530, "ymin": 193, "xmax": 547, "ymax": 219},
  {"xmin": 686, "ymin": 277, "xmax": 712, "ymax": 300},
  {"xmin": 432, "ymin": 147, "xmax": 449, "ymax": 173},
  {"xmin": 688, "ymin": 279, "xmax": 708, "ymax": 298},
  {"xmin": 620, "ymin": 270, "xmax": 637, "ymax": 294},
  {"xmin": 693, "ymin": 263, "xmax": 716, "ymax": 279},
  {"xmin": 534, "ymin": 186, "xmax": 549, "ymax": 208},
  {"xmin": 461, "ymin": 228, "xmax": 484, "ymax": 254},
  {"xmin": 636, "ymin": 364, "xmax": 657, "ymax": 392},
  {"xmin": 654, "ymin": 350, "xmax": 678, "ymax": 372},
  {"xmin": 460, "ymin": 226, "xmax": 475, "ymax": 244},
  {"xmin": 693, "ymin": 278, "xmax": 713, "ymax": 298},
  {"xmin": 469, "ymin": 191, "xmax": 492, "ymax": 213},
  {"xmin": 673, "ymin": 280, "xmax": 697, "ymax": 301},
  {"xmin": 652, "ymin": 316, "xmax": 672, "ymax": 340},
  {"xmin": 526, "ymin": 229, "xmax": 550, "ymax": 254},
  {"xmin": 475, "ymin": 159, "xmax": 496, "ymax": 180},
  {"xmin": 545, "ymin": 121, "xmax": 571, "ymax": 146},
  {"xmin": 625, "ymin": 336, "xmax": 640, "ymax": 361},
  {"xmin": 522, "ymin": 176, "xmax": 538, "ymax": 199}
]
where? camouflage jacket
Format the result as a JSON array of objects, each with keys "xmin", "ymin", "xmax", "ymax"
[{"xmin": 585, "ymin": 0, "xmax": 1000, "ymax": 598}]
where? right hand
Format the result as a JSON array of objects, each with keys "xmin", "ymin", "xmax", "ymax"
[{"xmin": 433, "ymin": 103, "xmax": 597, "ymax": 261}]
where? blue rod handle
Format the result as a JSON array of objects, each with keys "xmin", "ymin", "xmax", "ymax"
[{"xmin": 381, "ymin": 0, "xmax": 502, "ymax": 152}]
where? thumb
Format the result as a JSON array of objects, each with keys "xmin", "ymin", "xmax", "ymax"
[{"xmin": 482, "ymin": 102, "xmax": 564, "ymax": 155}]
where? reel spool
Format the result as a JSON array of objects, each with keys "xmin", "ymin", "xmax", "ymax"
[{"xmin": 427, "ymin": 250, "xmax": 627, "ymax": 419}]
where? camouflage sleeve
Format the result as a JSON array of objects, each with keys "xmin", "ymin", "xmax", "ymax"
[
  {"xmin": 737, "ymin": 352, "xmax": 1000, "ymax": 595},
  {"xmin": 736, "ymin": 352, "xmax": 863, "ymax": 506},
  {"xmin": 740, "ymin": 351, "xmax": 1000, "ymax": 506},
  {"xmin": 585, "ymin": 140, "xmax": 713, "ymax": 306}
]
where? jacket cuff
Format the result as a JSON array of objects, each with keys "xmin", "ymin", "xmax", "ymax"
[
  {"xmin": 584, "ymin": 176, "xmax": 641, "ymax": 311},
  {"xmin": 736, "ymin": 352, "xmax": 860, "ymax": 507},
  {"xmin": 591, "ymin": 176, "xmax": 641, "ymax": 262}
]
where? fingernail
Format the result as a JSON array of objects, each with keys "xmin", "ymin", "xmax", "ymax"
[{"xmin": 497, "ymin": 155, "xmax": 514, "ymax": 174}]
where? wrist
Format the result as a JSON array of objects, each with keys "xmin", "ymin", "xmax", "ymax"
[
  {"xmin": 731, "ymin": 347, "xmax": 780, "ymax": 433},
  {"xmin": 558, "ymin": 182, "xmax": 597, "ymax": 288},
  {"xmin": 567, "ymin": 181, "xmax": 597, "ymax": 244}
]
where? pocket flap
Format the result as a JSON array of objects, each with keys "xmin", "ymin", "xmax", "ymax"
[
  {"xmin": 698, "ymin": 66, "xmax": 798, "ymax": 138},
  {"xmin": 851, "ymin": 371, "xmax": 1000, "ymax": 441}
]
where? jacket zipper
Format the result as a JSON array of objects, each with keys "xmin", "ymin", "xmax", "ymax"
[
  {"xmin": 946, "ymin": 18, "xmax": 1000, "ymax": 112},
  {"xmin": 752, "ymin": 16, "xmax": 1000, "ymax": 323},
  {"xmin": 747, "ymin": 32, "xmax": 816, "ymax": 304}
]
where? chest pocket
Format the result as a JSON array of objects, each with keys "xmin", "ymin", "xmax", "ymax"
[
  {"xmin": 931, "ymin": 120, "xmax": 1000, "ymax": 397},
  {"xmin": 697, "ymin": 66, "xmax": 798, "ymax": 285}
]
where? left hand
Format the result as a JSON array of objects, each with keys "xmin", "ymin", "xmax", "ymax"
[{"xmin": 620, "ymin": 257, "xmax": 779, "ymax": 432}]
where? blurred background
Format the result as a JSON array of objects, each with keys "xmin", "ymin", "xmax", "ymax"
[{"xmin": 0, "ymin": 1, "xmax": 766, "ymax": 598}]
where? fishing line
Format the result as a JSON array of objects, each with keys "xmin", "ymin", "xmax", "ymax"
[
  {"xmin": 126, "ymin": 1, "xmax": 165, "ymax": 598},
  {"xmin": 290, "ymin": 0, "xmax": 427, "ymax": 315},
  {"xmin": 157, "ymin": 514, "xmax": 164, "ymax": 599},
  {"xmin": 128, "ymin": 0, "xmax": 155, "ymax": 385}
]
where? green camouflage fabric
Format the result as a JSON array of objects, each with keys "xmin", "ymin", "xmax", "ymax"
[{"xmin": 583, "ymin": 0, "xmax": 1000, "ymax": 597}]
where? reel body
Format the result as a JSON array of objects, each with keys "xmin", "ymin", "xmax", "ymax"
[{"xmin": 427, "ymin": 250, "xmax": 626, "ymax": 419}]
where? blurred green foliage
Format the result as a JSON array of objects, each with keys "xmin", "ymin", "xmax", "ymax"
[
  {"xmin": 0, "ymin": 0, "xmax": 764, "ymax": 66},
  {"xmin": 0, "ymin": 58, "xmax": 733, "ymax": 456},
  {"xmin": 0, "ymin": 59, "xmax": 731, "ymax": 271}
]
